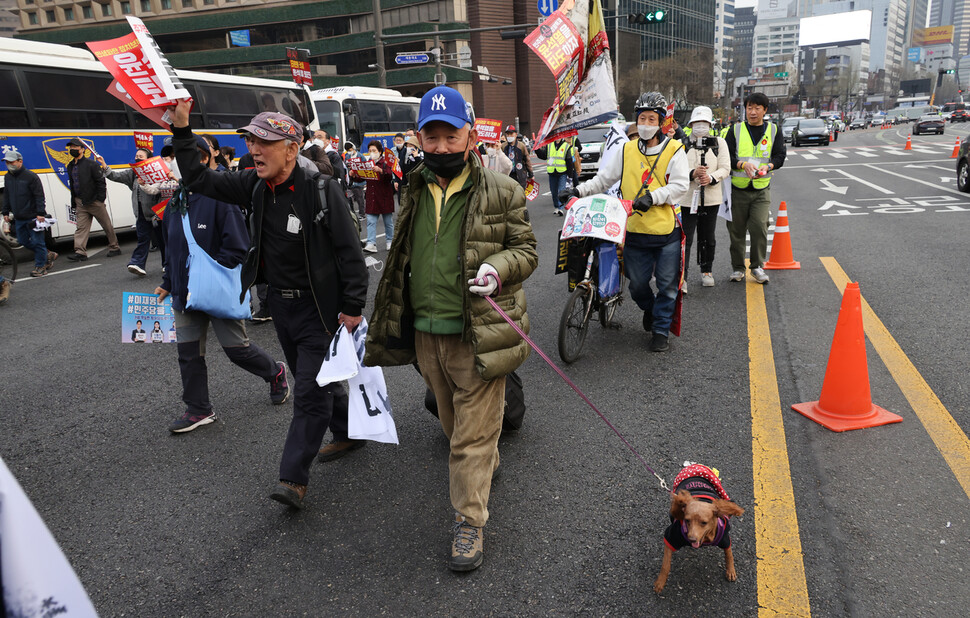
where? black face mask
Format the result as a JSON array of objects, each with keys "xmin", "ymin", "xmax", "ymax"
[
  {"xmin": 69, "ymin": 149, "xmax": 81, "ymax": 158},
  {"xmin": 422, "ymin": 150, "xmax": 467, "ymax": 179}
]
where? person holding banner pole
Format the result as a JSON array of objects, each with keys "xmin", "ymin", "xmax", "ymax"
[
  {"xmin": 169, "ymin": 102, "xmax": 368, "ymax": 510},
  {"xmin": 65, "ymin": 138, "xmax": 121, "ymax": 261},
  {"xmin": 98, "ymin": 148, "xmax": 161, "ymax": 277},
  {"xmin": 563, "ymin": 92, "xmax": 689, "ymax": 352}
]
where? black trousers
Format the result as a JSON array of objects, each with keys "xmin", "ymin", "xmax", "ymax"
[
  {"xmin": 268, "ymin": 291, "xmax": 350, "ymax": 486},
  {"xmin": 681, "ymin": 204, "xmax": 719, "ymax": 276}
]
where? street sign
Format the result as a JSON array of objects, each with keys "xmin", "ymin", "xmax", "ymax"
[
  {"xmin": 538, "ymin": 0, "xmax": 558, "ymax": 17},
  {"xmin": 774, "ymin": 72, "xmax": 789, "ymax": 78},
  {"xmin": 458, "ymin": 46, "xmax": 472, "ymax": 69},
  {"xmin": 395, "ymin": 53, "xmax": 429, "ymax": 65}
]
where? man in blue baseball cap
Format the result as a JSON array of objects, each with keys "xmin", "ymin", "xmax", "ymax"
[{"xmin": 365, "ymin": 85, "xmax": 538, "ymax": 572}]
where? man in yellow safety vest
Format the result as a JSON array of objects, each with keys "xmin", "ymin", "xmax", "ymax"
[
  {"xmin": 561, "ymin": 92, "xmax": 690, "ymax": 352},
  {"xmin": 537, "ymin": 137, "xmax": 577, "ymax": 215},
  {"xmin": 724, "ymin": 92, "xmax": 786, "ymax": 284}
]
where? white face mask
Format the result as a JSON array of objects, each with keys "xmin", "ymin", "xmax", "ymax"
[
  {"xmin": 486, "ymin": 147, "xmax": 497, "ymax": 156},
  {"xmin": 692, "ymin": 123, "xmax": 710, "ymax": 139},
  {"xmin": 638, "ymin": 124, "xmax": 660, "ymax": 140}
]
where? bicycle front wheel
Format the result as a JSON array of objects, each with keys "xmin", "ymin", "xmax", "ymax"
[
  {"xmin": 0, "ymin": 240, "xmax": 17, "ymax": 283},
  {"xmin": 558, "ymin": 284, "xmax": 593, "ymax": 363}
]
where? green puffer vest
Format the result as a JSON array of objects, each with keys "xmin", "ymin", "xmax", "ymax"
[{"xmin": 363, "ymin": 152, "xmax": 538, "ymax": 381}]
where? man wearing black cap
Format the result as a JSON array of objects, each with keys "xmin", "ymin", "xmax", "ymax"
[
  {"xmin": 169, "ymin": 102, "xmax": 368, "ymax": 509},
  {"xmin": 2, "ymin": 149, "xmax": 55, "ymax": 277},
  {"xmin": 64, "ymin": 138, "xmax": 120, "ymax": 261}
]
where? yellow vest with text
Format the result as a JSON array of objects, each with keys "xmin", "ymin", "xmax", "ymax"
[
  {"xmin": 731, "ymin": 122, "xmax": 776, "ymax": 190},
  {"xmin": 547, "ymin": 141, "xmax": 569, "ymax": 173},
  {"xmin": 619, "ymin": 138, "xmax": 683, "ymax": 236}
]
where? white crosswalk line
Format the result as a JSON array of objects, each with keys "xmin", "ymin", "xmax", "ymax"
[
  {"xmin": 828, "ymin": 151, "xmax": 848, "ymax": 159},
  {"xmin": 855, "ymin": 150, "xmax": 878, "ymax": 157},
  {"xmin": 801, "ymin": 153, "xmax": 818, "ymax": 160}
]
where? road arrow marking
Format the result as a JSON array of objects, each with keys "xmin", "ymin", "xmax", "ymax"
[
  {"xmin": 819, "ymin": 178, "xmax": 849, "ymax": 194},
  {"xmin": 811, "ymin": 167, "xmax": 894, "ymax": 194}
]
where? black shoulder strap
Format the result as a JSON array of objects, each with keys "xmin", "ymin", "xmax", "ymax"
[{"xmin": 314, "ymin": 175, "xmax": 331, "ymax": 225}]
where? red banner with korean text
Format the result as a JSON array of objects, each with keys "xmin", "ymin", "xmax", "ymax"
[
  {"xmin": 134, "ymin": 132, "xmax": 153, "ymax": 151},
  {"xmin": 528, "ymin": 0, "xmax": 619, "ymax": 149},
  {"xmin": 383, "ymin": 148, "xmax": 403, "ymax": 179},
  {"xmin": 286, "ymin": 47, "xmax": 313, "ymax": 88},
  {"xmin": 347, "ymin": 157, "xmax": 379, "ymax": 180},
  {"xmin": 87, "ymin": 33, "xmax": 173, "ymax": 110},
  {"xmin": 106, "ymin": 80, "xmax": 173, "ymax": 131},
  {"xmin": 474, "ymin": 118, "xmax": 504, "ymax": 143},
  {"xmin": 132, "ymin": 157, "xmax": 171, "ymax": 186}
]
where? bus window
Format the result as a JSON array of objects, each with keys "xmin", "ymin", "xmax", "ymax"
[
  {"xmin": 0, "ymin": 68, "xmax": 28, "ymax": 126},
  {"xmin": 24, "ymin": 70, "xmax": 128, "ymax": 128},
  {"xmin": 198, "ymin": 83, "xmax": 263, "ymax": 128},
  {"xmin": 314, "ymin": 99, "xmax": 342, "ymax": 141},
  {"xmin": 387, "ymin": 102, "xmax": 418, "ymax": 132},
  {"xmin": 358, "ymin": 100, "xmax": 390, "ymax": 133}
]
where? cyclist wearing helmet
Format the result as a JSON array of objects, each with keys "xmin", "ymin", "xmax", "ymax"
[{"xmin": 561, "ymin": 92, "xmax": 690, "ymax": 352}]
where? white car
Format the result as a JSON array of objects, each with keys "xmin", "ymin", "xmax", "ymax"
[{"xmin": 576, "ymin": 123, "xmax": 614, "ymax": 178}]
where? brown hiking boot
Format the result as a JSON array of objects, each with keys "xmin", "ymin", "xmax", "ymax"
[
  {"xmin": 269, "ymin": 481, "xmax": 307, "ymax": 509},
  {"xmin": 449, "ymin": 513, "xmax": 484, "ymax": 572},
  {"xmin": 317, "ymin": 439, "xmax": 366, "ymax": 462},
  {"xmin": 0, "ymin": 279, "xmax": 10, "ymax": 305}
]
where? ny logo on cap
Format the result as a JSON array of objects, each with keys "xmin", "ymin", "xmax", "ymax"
[{"xmin": 431, "ymin": 94, "xmax": 447, "ymax": 111}]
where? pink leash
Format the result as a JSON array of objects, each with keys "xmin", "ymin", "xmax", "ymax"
[{"xmin": 484, "ymin": 296, "xmax": 670, "ymax": 491}]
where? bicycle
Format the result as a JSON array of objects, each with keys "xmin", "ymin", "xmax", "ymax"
[{"xmin": 556, "ymin": 194, "xmax": 630, "ymax": 363}]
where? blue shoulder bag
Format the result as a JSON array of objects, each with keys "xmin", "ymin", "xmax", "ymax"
[{"xmin": 181, "ymin": 212, "xmax": 251, "ymax": 320}]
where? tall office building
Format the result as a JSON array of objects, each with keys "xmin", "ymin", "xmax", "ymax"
[
  {"xmin": 714, "ymin": 0, "xmax": 735, "ymax": 99},
  {"xmin": 732, "ymin": 6, "xmax": 756, "ymax": 81}
]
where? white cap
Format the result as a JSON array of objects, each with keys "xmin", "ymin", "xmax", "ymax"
[{"xmin": 687, "ymin": 106, "xmax": 714, "ymax": 126}]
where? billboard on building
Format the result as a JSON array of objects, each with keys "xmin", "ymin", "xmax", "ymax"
[
  {"xmin": 798, "ymin": 10, "xmax": 872, "ymax": 48},
  {"xmin": 914, "ymin": 26, "xmax": 954, "ymax": 47},
  {"xmin": 758, "ymin": 0, "xmax": 797, "ymax": 21}
]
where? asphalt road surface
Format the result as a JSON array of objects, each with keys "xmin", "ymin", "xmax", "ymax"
[{"xmin": 3, "ymin": 122, "xmax": 970, "ymax": 616}]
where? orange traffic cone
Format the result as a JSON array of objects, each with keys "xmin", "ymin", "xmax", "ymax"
[
  {"xmin": 904, "ymin": 133, "xmax": 912, "ymax": 150},
  {"xmin": 829, "ymin": 131, "xmax": 834, "ymax": 143},
  {"xmin": 764, "ymin": 201, "xmax": 800, "ymax": 270},
  {"xmin": 952, "ymin": 138, "xmax": 961, "ymax": 158},
  {"xmin": 792, "ymin": 282, "xmax": 903, "ymax": 432}
]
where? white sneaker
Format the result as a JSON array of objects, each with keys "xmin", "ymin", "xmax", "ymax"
[
  {"xmin": 701, "ymin": 273, "xmax": 715, "ymax": 287},
  {"xmin": 680, "ymin": 281, "xmax": 688, "ymax": 295},
  {"xmin": 751, "ymin": 267, "xmax": 769, "ymax": 284},
  {"xmin": 729, "ymin": 270, "xmax": 745, "ymax": 282},
  {"xmin": 386, "ymin": 240, "xmax": 393, "ymax": 250},
  {"xmin": 127, "ymin": 264, "xmax": 147, "ymax": 276},
  {"xmin": 363, "ymin": 243, "xmax": 377, "ymax": 254}
]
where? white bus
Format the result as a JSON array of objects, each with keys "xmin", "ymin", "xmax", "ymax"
[
  {"xmin": 309, "ymin": 86, "xmax": 421, "ymax": 151},
  {"xmin": 0, "ymin": 37, "xmax": 317, "ymax": 243}
]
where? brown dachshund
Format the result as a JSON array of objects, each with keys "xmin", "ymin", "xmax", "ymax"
[{"xmin": 654, "ymin": 464, "xmax": 744, "ymax": 594}]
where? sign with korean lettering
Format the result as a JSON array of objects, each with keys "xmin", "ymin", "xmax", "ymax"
[
  {"xmin": 134, "ymin": 131, "xmax": 153, "ymax": 151},
  {"xmin": 106, "ymin": 79, "xmax": 173, "ymax": 131},
  {"xmin": 474, "ymin": 118, "xmax": 503, "ymax": 143},
  {"xmin": 132, "ymin": 156, "xmax": 171, "ymax": 185},
  {"xmin": 286, "ymin": 47, "xmax": 313, "ymax": 87},
  {"xmin": 126, "ymin": 16, "xmax": 190, "ymax": 100},
  {"xmin": 122, "ymin": 292, "xmax": 176, "ymax": 344},
  {"xmin": 346, "ymin": 156, "xmax": 379, "ymax": 180},
  {"xmin": 87, "ymin": 33, "xmax": 172, "ymax": 110},
  {"xmin": 525, "ymin": 178, "xmax": 540, "ymax": 201},
  {"xmin": 528, "ymin": 0, "xmax": 618, "ymax": 148}
]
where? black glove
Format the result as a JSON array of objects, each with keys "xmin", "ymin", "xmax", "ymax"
[
  {"xmin": 633, "ymin": 190, "xmax": 653, "ymax": 212},
  {"xmin": 558, "ymin": 186, "xmax": 579, "ymax": 204}
]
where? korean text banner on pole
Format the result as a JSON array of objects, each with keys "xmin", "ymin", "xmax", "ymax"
[
  {"xmin": 286, "ymin": 48, "xmax": 314, "ymax": 88},
  {"xmin": 87, "ymin": 17, "xmax": 189, "ymax": 110},
  {"xmin": 527, "ymin": 0, "xmax": 618, "ymax": 149}
]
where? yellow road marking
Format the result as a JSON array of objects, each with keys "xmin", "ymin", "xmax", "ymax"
[
  {"xmin": 747, "ymin": 276, "xmax": 812, "ymax": 617},
  {"xmin": 820, "ymin": 257, "xmax": 970, "ymax": 499}
]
